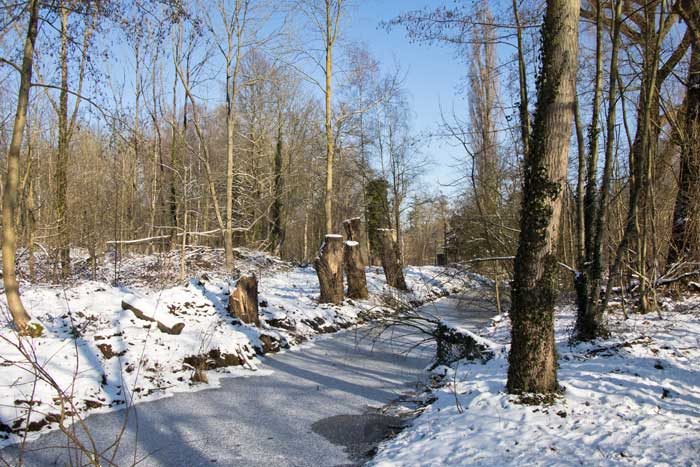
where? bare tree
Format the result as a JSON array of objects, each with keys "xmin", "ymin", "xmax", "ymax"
[
  {"xmin": 1, "ymin": 0, "xmax": 40, "ymax": 335},
  {"xmin": 295, "ymin": 0, "xmax": 348, "ymax": 234},
  {"xmin": 202, "ymin": 0, "xmax": 267, "ymax": 269},
  {"xmin": 667, "ymin": 0, "xmax": 700, "ymax": 271},
  {"xmin": 574, "ymin": 0, "xmax": 623, "ymax": 340}
]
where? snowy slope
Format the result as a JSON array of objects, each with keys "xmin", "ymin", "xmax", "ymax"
[
  {"xmin": 370, "ymin": 299, "xmax": 700, "ymax": 467},
  {"xmin": 0, "ymin": 248, "xmax": 474, "ymax": 447}
]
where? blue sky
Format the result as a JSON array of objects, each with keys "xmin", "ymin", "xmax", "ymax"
[
  {"xmin": 342, "ymin": 0, "xmax": 470, "ymax": 194},
  {"xmin": 102, "ymin": 1, "xmax": 472, "ymax": 195}
]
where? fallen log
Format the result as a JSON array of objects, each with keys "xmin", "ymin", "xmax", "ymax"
[{"xmin": 121, "ymin": 294, "xmax": 185, "ymax": 335}]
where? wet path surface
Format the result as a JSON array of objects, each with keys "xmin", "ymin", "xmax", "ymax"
[{"xmin": 2, "ymin": 293, "xmax": 497, "ymax": 467}]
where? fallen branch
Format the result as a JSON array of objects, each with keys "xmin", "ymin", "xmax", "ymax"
[{"xmin": 106, "ymin": 229, "xmax": 223, "ymax": 245}]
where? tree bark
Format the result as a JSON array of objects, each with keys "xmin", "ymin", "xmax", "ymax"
[
  {"xmin": 668, "ymin": 43, "xmax": 700, "ymax": 268},
  {"xmin": 343, "ymin": 217, "xmax": 368, "ymax": 267},
  {"xmin": 314, "ymin": 234, "xmax": 344, "ymax": 304},
  {"xmin": 377, "ymin": 228, "xmax": 408, "ymax": 291},
  {"xmin": 507, "ymin": 0, "xmax": 579, "ymax": 394},
  {"xmin": 55, "ymin": 4, "xmax": 71, "ymax": 279},
  {"xmin": 512, "ymin": 0, "xmax": 530, "ymax": 159},
  {"xmin": 271, "ymin": 105, "xmax": 285, "ymax": 256},
  {"xmin": 229, "ymin": 274, "xmax": 260, "ymax": 326},
  {"xmin": 344, "ymin": 240, "xmax": 368, "ymax": 299},
  {"xmin": 2, "ymin": 0, "xmax": 40, "ymax": 336},
  {"xmin": 223, "ymin": 0, "xmax": 246, "ymax": 271},
  {"xmin": 169, "ymin": 56, "xmax": 180, "ymax": 249},
  {"xmin": 323, "ymin": 0, "xmax": 336, "ymax": 234}
]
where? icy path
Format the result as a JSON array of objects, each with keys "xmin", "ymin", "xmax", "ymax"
[{"xmin": 2, "ymin": 294, "xmax": 496, "ymax": 467}]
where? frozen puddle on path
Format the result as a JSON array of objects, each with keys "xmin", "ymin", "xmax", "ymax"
[
  {"xmin": 1, "ymin": 294, "xmax": 495, "ymax": 467},
  {"xmin": 312, "ymin": 414, "xmax": 407, "ymax": 466}
]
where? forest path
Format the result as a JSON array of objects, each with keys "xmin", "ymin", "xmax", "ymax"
[{"xmin": 4, "ymin": 293, "xmax": 497, "ymax": 467}]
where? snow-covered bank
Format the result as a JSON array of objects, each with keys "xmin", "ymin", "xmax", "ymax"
[
  {"xmin": 370, "ymin": 298, "xmax": 700, "ymax": 466},
  {"xmin": 0, "ymin": 248, "xmax": 478, "ymax": 447}
]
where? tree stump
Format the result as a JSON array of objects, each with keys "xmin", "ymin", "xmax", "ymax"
[
  {"xmin": 343, "ymin": 217, "xmax": 369, "ymax": 267},
  {"xmin": 228, "ymin": 274, "xmax": 260, "ymax": 326},
  {"xmin": 314, "ymin": 234, "xmax": 344, "ymax": 304},
  {"xmin": 377, "ymin": 228, "xmax": 408, "ymax": 291},
  {"xmin": 344, "ymin": 241, "xmax": 368, "ymax": 299}
]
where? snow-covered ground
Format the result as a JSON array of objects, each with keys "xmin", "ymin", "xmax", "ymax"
[
  {"xmin": 371, "ymin": 298, "xmax": 700, "ymax": 466},
  {"xmin": 0, "ymin": 248, "xmax": 477, "ymax": 448}
]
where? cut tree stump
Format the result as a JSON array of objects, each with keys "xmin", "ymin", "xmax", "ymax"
[
  {"xmin": 377, "ymin": 228, "xmax": 408, "ymax": 291},
  {"xmin": 343, "ymin": 217, "xmax": 369, "ymax": 268},
  {"xmin": 228, "ymin": 274, "xmax": 260, "ymax": 326},
  {"xmin": 314, "ymin": 234, "xmax": 345, "ymax": 305},
  {"xmin": 344, "ymin": 240, "xmax": 368, "ymax": 299},
  {"xmin": 122, "ymin": 295, "xmax": 185, "ymax": 335}
]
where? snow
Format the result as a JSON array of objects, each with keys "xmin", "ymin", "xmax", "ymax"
[
  {"xmin": 0, "ymin": 248, "xmax": 472, "ymax": 447},
  {"xmin": 371, "ymin": 299, "xmax": 700, "ymax": 466},
  {"xmin": 345, "ymin": 240, "xmax": 359, "ymax": 247}
]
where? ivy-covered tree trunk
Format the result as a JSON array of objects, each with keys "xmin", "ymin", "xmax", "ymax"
[
  {"xmin": 365, "ymin": 178, "xmax": 390, "ymax": 265},
  {"xmin": 507, "ymin": 0, "xmax": 579, "ymax": 394}
]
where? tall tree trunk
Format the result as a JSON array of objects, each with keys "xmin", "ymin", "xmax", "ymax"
[
  {"xmin": 512, "ymin": 0, "xmax": 530, "ymax": 159},
  {"xmin": 223, "ymin": 0, "xmax": 246, "ymax": 270},
  {"xmin": 271, "ymin": 105, "xmax": 285, "ymax": 256},
  {"xmin": 55, "ymin": 4, "xmax": 71, "ymax": 279},
  {"xmin": 2, "ymin": 0, "xmax": 40, "ymax": 335},
  {"xmin": 668, "ymin": 42, "xmax": 700, "ymax": 268},
  {"xmin": 169, "ymin": 59, "xmax": 179, "ymax": 248},
  {"xmin": 224, "ymin": 67, "xmax": 236, "ymax": 268},
  {"xmin": 323, "ymin": 0, "xmax": 337, "ymax": 234},
  {"xmin": 573, "ymin": 0, "xmax": 604, "ymax": 319},
  {"xmin": 583, "ymin": 0, "xmax": 604, "ymax": 262},
  {"xmin": 507, "ymin": 0, "xmax": 579, "ymax": 394},
  {"xmin": 573, "ymin": 96, "xmax": 586, "ymax": 264}
]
